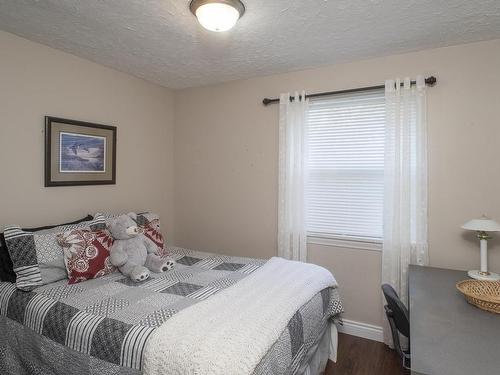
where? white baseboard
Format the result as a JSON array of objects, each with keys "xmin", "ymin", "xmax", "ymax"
[{"xmin": 337, "ymin": 319, "xmax": 384, "ymax": 342}]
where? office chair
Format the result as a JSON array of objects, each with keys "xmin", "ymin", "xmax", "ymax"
[{"xmin": 382, "ymin": 283, "xmax": 411, "ymax": 369}]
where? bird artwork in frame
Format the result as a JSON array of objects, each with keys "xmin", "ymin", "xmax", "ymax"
[
  {"xmin": 44, "ymin": 116, "xmax": 117, "ymax": 186},
  {"xmin": 60, "ymin": 132, "xmax": 106, "ymax": 173}
]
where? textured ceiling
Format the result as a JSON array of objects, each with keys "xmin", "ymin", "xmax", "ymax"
[{"xmin": 1, "ymin": 0, "xmax": 500, "ymax": 89}]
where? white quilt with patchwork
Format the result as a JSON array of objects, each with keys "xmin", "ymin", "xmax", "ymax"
[{"xmin": 143, "ymin": 257, "xmax": 337, "ymax": 375}]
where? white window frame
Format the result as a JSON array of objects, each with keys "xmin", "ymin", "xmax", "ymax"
[{"xmin": 307, "ymin": 232, "xmax": 382, "ymax": 251}]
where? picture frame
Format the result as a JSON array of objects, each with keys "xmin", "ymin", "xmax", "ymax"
[{"xmin": 44, "ymin": 116, "xmax": 117, "ymax": 187}]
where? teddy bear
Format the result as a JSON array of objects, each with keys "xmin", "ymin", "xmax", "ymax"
[{"xmin": 107, "ymin": 213, "xmax": 174, "ymax": 282}]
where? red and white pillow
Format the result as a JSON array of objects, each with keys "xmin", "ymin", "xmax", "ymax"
[
  {"xmin": 136, "ymin": 213, "xmax": 169, "ymax": 258},
  {"xmin": 57, "ymin": 229, "xmax": 115, "ymax": 284}
]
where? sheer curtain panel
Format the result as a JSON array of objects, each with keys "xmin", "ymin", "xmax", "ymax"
[
  {"xmin": 382, "ymin": 76, "xmax": 429, "ymax": 343},
  {"xmin": 278, "ymin": 92, "xmax": 309, "ymax": 262}
]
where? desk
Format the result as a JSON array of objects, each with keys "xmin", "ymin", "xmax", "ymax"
[{"xmin": 409, "ymin": 265, "xmax": 500, "ymax": 375}]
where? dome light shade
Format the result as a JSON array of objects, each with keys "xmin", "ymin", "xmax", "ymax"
[{"xmin": 190, "ymin": 0, "xmax": 245, "ymax": 32}]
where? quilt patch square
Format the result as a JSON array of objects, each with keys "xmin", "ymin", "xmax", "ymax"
[
  {"xmin": 6, "ymin": 289, "xmax": 35, "ymax": 324},
  {"xmin": 63, "ymin": 282, "xmax": 129, "ymax": 310},
  {"xmin": 116, "ymin": 277, "xmax": 150, "ymax": 287},
  {"xmin": 194, "ymin": 257, "xmax": 223, "ymax": 270},
  {"xmin": 137, "ymin": 276, "xmax": 178, "ymax": 293},
  {"xmin": 112, "ymin": 285, "xmax": 156, "ymax": 305},
  {"xmin": 288, "ymin": 311, "xmax": 304, "ymax": 357},
  {"xmin": 239, "ymin": 263, "xmax": 262, "ymax": 274},
  {"xmin": 187, "ymin": 285, "xmax": 220, "ymax": 300},
  {"xmin": 136, "ymin": 293, "xmax": 184, "ymax": 309},
  {"xmin": 160, "ymin": 282, "xmax": 203, "ymax": 296},
  {"xmin": 90, "ymin": 318, "xmax": 132, "ymax": 365},
  {"xmin": 139, "ymin": 308, "xmax": 177, "ymax": 327},
  {"xmin": 85, "ymin": 298, "xmax": 130, "ymax": 317},
  {"xmin": 65, "ymin": 311, "xmax": 105, "ymax": 354},
  {"xmin": 176, "ymin": 256, "xmax": 202, "ymax": 266},
  {"xmin": 320, "ymin": 288, "xmax": 330, "ymax": 313},
  {"xmin": 213, "ymin": 262, "xmax": 245, "ymax": 271},
  {"xmin": 42, "ymin": 302, "xmax": 80, "ymax": 345},
  {"xmin": 0, "ymin": 283, "xmax": 16, "ymax": 317},
  {"xmin": 186, "ymin": 270, "xmax": 227, "ymax": 286},
  {"xmin": 329, "ymin": 298, "xmax": 344, "ymax": 316},
  {"xmin": 120, "ymin": 325, "xmax": 156, "ymax": 370},
  {"xmin": 39, "ymin": 284, "xmax": 85, "ymax": 300},
  {"xmin": 208, "ymin": 277, "xmax": 238, "ymax": 289},
  {"xmin": 24, "ymin": 294, "xmax": 58, "ymax": 334}
]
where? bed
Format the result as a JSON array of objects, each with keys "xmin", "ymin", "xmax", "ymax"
[{"xmin": 0, "ymin": 246, "xmax": 343, "ymax": 375}]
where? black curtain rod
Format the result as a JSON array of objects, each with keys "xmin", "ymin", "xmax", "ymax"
[{"xmin": 262, "ymin": 76, "xmax": 437, "ymax": 106}]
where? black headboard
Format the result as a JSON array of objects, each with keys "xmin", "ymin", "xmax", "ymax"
[{"xmin": 0, "ymin": 233, "xmax": 16, "ymax": 282}]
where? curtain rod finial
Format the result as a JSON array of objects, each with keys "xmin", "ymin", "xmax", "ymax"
[{"xmin": 425, "ymin": 76, "xmax": 437, "ymax": 86}]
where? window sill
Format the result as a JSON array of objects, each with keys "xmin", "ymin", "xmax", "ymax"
[{"xmin": 307, "ymin": 234, "xmax": 382, "ymax": 252}]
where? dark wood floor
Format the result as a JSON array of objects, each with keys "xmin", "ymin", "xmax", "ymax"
[{"xmin": 325, "ymin": 333, "xmax": 410, "ymax": 375}]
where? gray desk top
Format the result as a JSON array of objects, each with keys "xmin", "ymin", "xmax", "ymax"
[{"xmin": 409, "ymin": 265, "xmax": 500, "ymax": 375}]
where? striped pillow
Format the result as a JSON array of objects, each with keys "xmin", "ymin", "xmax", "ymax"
[{"xmin": 3, "ymin": 213, "xmax": 106, "ymax": 291}]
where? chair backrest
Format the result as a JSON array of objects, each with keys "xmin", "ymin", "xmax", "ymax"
[{"xmin": 382, "ymin": 284, "xmax": 410, "ymax": 338}]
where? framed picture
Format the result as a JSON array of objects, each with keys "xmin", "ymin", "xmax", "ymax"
[{"xmin": 44, "ymin": 116, "xmax": 117, "ymax": 186}]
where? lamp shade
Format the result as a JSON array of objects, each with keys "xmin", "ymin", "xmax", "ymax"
[{"xmin": 462, "ymin": 215, "xmax": 500, "ymax": 232}]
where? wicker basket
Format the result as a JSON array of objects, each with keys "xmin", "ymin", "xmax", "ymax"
[{"xmin": 456, "ymin": 279, "xmax": 500, "ymax": 314}]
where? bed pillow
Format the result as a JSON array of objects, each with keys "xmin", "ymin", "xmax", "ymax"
[
  {"xmin": 135, "ymin": 213, "xmax": 169, "ymax": 257},
  {"xmin": 0, "ymin": 215, "xmax": 93, "ymax": 283},
  {"xmin": 3, "ymin": 214, "xmax": 105, "ymax": 290},
  {"xmin": 57, "ymin": 228, "xmax": 116, "ymax": 284}
]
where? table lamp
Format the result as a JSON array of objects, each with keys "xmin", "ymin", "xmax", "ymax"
[{"xmin": 462, "ymin": 215, "xmax": 500, "ymax": 281}]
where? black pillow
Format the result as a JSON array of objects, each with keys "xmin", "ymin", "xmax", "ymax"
[{"xmin": 0, "ymin": 215, "xmax": 94, "ymax": 283}]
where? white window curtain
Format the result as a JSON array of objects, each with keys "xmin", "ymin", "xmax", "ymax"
[
  {"xmin": 278, "ymin": 92, "xmax": 309, "ymax": 262},
  {"xmin": 382, "ymin": 76, "xmax": 429, "ymax": 343}
]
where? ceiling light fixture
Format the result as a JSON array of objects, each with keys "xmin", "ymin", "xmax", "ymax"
[{"xmin": 190, "ymin": 0, "xmax": 245, "ymax": 32}]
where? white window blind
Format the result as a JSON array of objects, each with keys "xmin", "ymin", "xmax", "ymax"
[{"xmin": 306, "ymin": 89, "xmax": 385, "ymax": 241}]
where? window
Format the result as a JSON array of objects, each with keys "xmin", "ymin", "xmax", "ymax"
[{"xmin": 306, "ymin": 89, "xmax": 385, "ymax": 242}]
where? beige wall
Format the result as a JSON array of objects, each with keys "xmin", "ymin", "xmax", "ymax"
[
  {"xmin": 2, "ymin": 29, "xmax": 499, "ymax": 328},
  {"xmin": 0, "ymin": 31, "xmax": 175, "ymax": 241},
  {"xmin": 174, "ymin": 39, "xmax": 500, "ymax": 327}
]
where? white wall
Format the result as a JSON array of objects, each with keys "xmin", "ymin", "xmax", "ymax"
[
  {"xmin": 173, "ymin": 39, "xmax": 500, "ymax": 327},
  {"xmin": 0, "ymin": 31, "xmax": 176, "ymax": 242}
]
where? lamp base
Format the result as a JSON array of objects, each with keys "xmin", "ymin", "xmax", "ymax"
[{"xmin": 468, "ymin": 270, "xmax": 500, "ymax": 281}]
